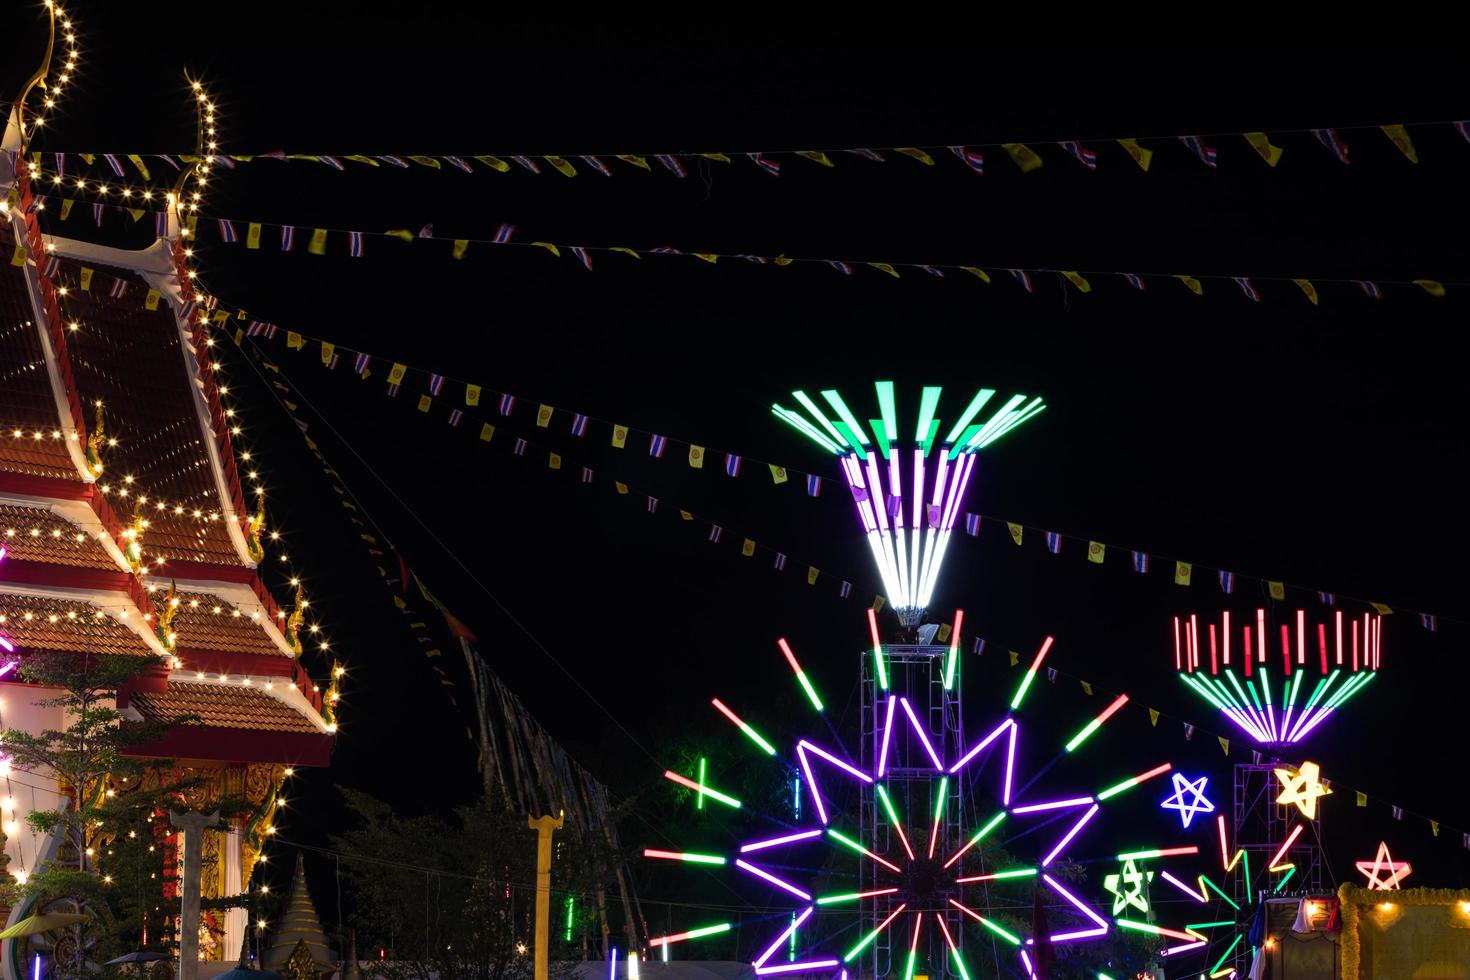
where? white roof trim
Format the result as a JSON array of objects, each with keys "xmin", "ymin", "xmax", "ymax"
[
  {"xmin": 0, "ymin": 490, "xmax": 133, "ymax": 572},
  {"xmin": 0, "ymin": 579, "xmax": 168, "ymax": 656},
  {"xmin": 143, "ymin": 574, "xmax": 297, "ymax": 658},
  {"xmin": 162, "ymin": 672, "xmax": 330, "ymax": 733}
]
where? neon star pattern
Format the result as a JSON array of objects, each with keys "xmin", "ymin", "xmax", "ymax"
[
  {"xmin": 1356, "ymin": 841, "xmax": 1413, "ymax": 890},
  {"xmin": 1160, "ymin": 773, "xmax": 1215, "ymax": 828},
  {"xmin": 1103, "ymin": 858, "xmax": 1153, "ymax": 914},
  {"xmin": 1275, "ymin": 760, "xmax": 1332, "ymax": 819}
]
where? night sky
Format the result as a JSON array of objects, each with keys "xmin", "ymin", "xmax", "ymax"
[{"xmin": 6, "ymin": 8, "xmax": 1469, "ymax": 936}]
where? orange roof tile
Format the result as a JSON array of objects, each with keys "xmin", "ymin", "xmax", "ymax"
[
  {"xmin": 0, "ymin": 503, "xmax": 116, "ymax": 570},
  {"xmin": 130, "ymin": 681, "xmax": 319, "ymax": 734},
  {"xmin": 165, "ymin": 590, "xmax": 285, "ymax": 656},
  {"xmin": 1, "ymin": 221, "xmax": 76, "ymax": 481},
  {"xmin": 0, "ymin": 591, "xmax": 153, "ymax": 656}
]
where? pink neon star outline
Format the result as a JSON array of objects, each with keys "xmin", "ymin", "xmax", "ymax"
[{"xmin": 1355, "ymin": 841, "xmax": 1412, "ymax": 890}]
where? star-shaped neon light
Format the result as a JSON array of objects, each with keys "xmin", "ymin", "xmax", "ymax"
[
  {"xmin": 1275, "ymin": 760, "xmax": 1332, "ymax": 819},
  {"xmin": 1160, "ymin": 773, "xmax": 1215, "ymax": 829},
  {"xmin": 1103, "ymin": 857, "xmax": 1153, "ymax": 915},
  {"xmin": 1356, "ymin": 841, "xmax": 1412, "ymax": 890}
]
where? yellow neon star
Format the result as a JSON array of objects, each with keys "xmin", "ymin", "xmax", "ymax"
[{"xmin": 1275, "ymin": 760, "xmax": 1331, "ymax": 819}]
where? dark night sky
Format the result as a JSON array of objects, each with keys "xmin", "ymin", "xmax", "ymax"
[{"xmin": 6, "ymin": 7, "xmax": 1469, "ymax": 933}]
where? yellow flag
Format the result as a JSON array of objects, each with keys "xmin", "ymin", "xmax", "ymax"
[
  {"xmin": 1431, "ymin": 820, "xmax": 1440, "ymax": 837},
  {"xmin": 615, "ymin": 481, "xmax": 628, "ymax": 495},
  {"xmin": 895, "ymin": 147, "xmax": 934, "ymax": 165},
  {"xmin": 286, "ymin": 332, "xmax": 305, "ymax": 350},
  {"xmin": 386, "ymin": 229, "xmax": 415, "ymax": 242},
  {"xmin": 1062, "ymin": 271, "xmax": 1092, "ymax": 293},
  {"xmin": 10, "ymin": 245, "xmax": 26, "ymax": 267},
  {"xmin": 308, "ymin": 229, "xmax": 328, "ymax": 255},
  {"xmin": 1356, "ymin": 791, "xmax": 1367, "ymax": 807},
  {"xmin": 126, "ymin": 154, "xmax": 151, "ymax": 180},
  {"xmin": 544, "ymin": 155, "xmax": 577, "ymax": 177},
  {"xmin": 60, "ymin": 199, "xmax": 75, "ymax": 220},
  {"xmin": 616, "ymin": 154, "xmax": 651, "ymax": 171},
  {"xmin": 796, "ymin": 150, "xmax": 834, "ymax": 167},
  {"xmin": 612, "ymin": 424, "xmax": 628, "ymax": 448},
  {"xmin": 186, "ymin": 213, "xmax": 198, "ymax": 236},
  {"xmin": 1292, "ymin": 279, "xmax": 1319, "ymax": 305},
  {"xmin": 1218, "ymin": 736, "xmax": 1230, "ymax": 756},
  {"xmin": 741, "ymin": 539, "xmax": 756, "ymax": 557},
  {"xmin": 1174, "ymin": 561, "xmax": 1193, "ymax": 586},
  {"xmin": 1268, "ymin": 580, "xmax": 1285, "ymax": 600},
  {"xmin": 1001, "ymin": 143, "xmax": 1044, "ymax": 173},
  {"xmin": 1087, "ymin": 541, "xmax": 1105, "ymax": 564},
  {"xmin": 1414, "ymin": 279, "xmax": 1446, "ymax": 297},
  {"xmin": 452, "ymin": 240, "xmax": 468, "ymax": 260},
  {"xmin": 688, "ymin": 445, "xmax": 705, "ymax": 468},
  {"xmin": 79, "ymin": 267, "xmax": 94, "ymax": 291},
  {"xmin": 611, "ymin": 247, "xmax": 640, "ymax": 259},
  {"xmin": 145, "ymin": 289, "xmax": 161, "ymax": 310},
  {"xmin": 1369, "ymin": 602, "xmax": 1393, "ymax": 615},
  {"xmin": 1148, "ymin": 708, "xmax": 1160, "ymax": 727},
  {"xmin": 417, "ymin": 395, "xmax": 432, "ymax": 413},
  {"xmin": 475, "ymin": 156, "xmax": 511, "ymax": 172},
  {"xmin": 702, "ymin": 153, "xmax": 731, "ymax": 163},
  {"xmin": 1176, "ymin": 275, "xmax": 1203, "ymax": 295},
  {"xmin": 128, "ymin": 209, "xmax": 144, "ymax": 222},
  {"xmin": 936, "ymin": 623, "xmax": 951, "ymax": 643},
  {"xmin": 773, "ymin": 255, "xmax": 793, "ymax": 267},
  {"xmin": 466, "ymin": 385, "xmax": 481, "ymax": 406},
  {"xmin": 1080, "ymin": 680, "xmax": 1093, "ymax": 696},
  {"xmin": 1380, "ymin": 124, "xmax": 1418, "ymax": 163},
  {"xmin": 387, "ymin": 363, "xmax": 407, "ymax": 385},
  {"xmin": 548, "ymin": 453, "xmax": 561, "ymax": 470},
  {"xmin": 408, "ymin": 155, "xmax": 442, "ymax": 169},
  {"xmin": 247, "ymin": 223, "xmax": 262, "ymax": 249},
  {"xmin": 213, "ymin": 310, "xmax": 229, "ymax": 324},
  {"xmin": 769, "ymin": 464, "xmax": 788, "ymax": 484},
  {"xmin": 479, "ymin": 423, "xmax": 495, "ymax": 441},
  {"xmin": 1007, "ymin": 522, "xmax": 1023, "ymax": 546},
  {"xmin": 679, "ymin": 510, "xmax": 692, "ymax": 521},
  {"xmin": 532, "ymin": 242, "xmax": 560, "ymax": 257},
  {"xmin": 869, "ymin": 263, "xmax": 900, "ymax": 278},
  {"xmin": 1009, "ymin": 651, "xmax": 1020, "ymax": 667},
  {"xmin": 1243, "ymin": 132, "xmax": 1283, "ymax": 167},
  {"xmin": 344, "ymin": 155, "xmax": 379, "ymax": 167},
  {"xmin": 1116, "ymin": 138, "xmax": 1153, "ymax": 171},
  {"xmin": 807, "ymin": 566, "xmax": 820, "ymax": 585},
  {"xmin": 960, "ymin": 266, "xmax": 991, "ymax": 283},
  {"xmin": 79, "ymin": 153, "xmax": 95, "ymax": 165},
  {"xmin": 536, "ymin": 404, "xmax": 553, "ymax": 428},
  {"xmin": 321, "ymin": 342, "xmax": 334, "ymax": 366},
  {"xmin": 693, "ymin": 253, "xmax": 719, "ymax": 264},
  {"xmin": 872, "ymin": 595, "xmax": 885, "ymax": 613}
]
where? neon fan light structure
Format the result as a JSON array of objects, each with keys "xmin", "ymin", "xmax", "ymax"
[
  {"xmin": 772, "ymin": 383, "xmax": 1044, "ymax": 625},
  {"xmin": 644, "ymin": 616, "xmax": 1177, "ymax": 980},
  {"xmin": 1172, "ymin": 608, "xmax": 1381, "ymax": 747}
]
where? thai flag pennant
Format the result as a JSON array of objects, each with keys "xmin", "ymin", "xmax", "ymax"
[
  {"xmin": 512, "ymin": 437, "xmax": 527, "ymax": 455},
  {"xmin": 948, "ymin": 146, "xmax": 985, "ymax": 173},
  {"xmin": 1179, "ymin": 135, "xmax": 1218, "ymax": 168},
  {"xmin": 245, "ymin": 320, "xmax": 273, "ymax": 337},
  {"xmin": 377, "ymin": 155, "xmax": 410, "ymax": 168},
  {"xmin": 919, "ymin": 265, "xmax": 945, "ymax": 277},
  {"xmin": 839, "ymin": 580, "xmax": 852, "ymax": 598},
  {"xmin": 926, "ymin": 504, "xmax": 942, "ymax": 530},
  {"xmin": 262, "ymin": 150, "xmax": 287, "ymax": 160},
  {"xmin": 570, "ymin": 246, "xmax": 593, "ymax": 271},
  {"xmin": 581, "ymin": 466, "xmax": 594, "ymax": 483},
  {"xmin": 55, "ymin": 152, "xmax": 65, "ymax": 177},
  {"xmin": 180, "ymin": 300, "xmax": 198, "ymax": 323},
  {"xmin": 1356, "ymin": 280, "xmax": 1383, "ymax": 300},
  {"xmin": 708, "ymin": 525, "xmax": 723, "ymax": 543},
  {"xmin": 320, "ymin": 156, "xmax": 345, "ymax": 171},
  {"xmin": 155, "ymin": 153, "xmax": 181, "ymax": 170},
  {"xmin": 209, "ymin": 218, "xmax": 235, "ymax": 246},
  {"xmin": 773, "ymin": 552, "xmax": 788, "ymax": 571},
  {"xmin": 579, "ymin": 155, "xmax": 612, "ymax": 176},
  {"xmin": 213, "ymin": 155, "xmax": 236, "ymax": 170},
  {"xmin": 93, "ymin": 202, "xmax": 104, "ymax": 225},
  {"xmin": 828, "ymin": 261, "xmax": 853, "ymax": 275},
  {"xmin": 386, "ymin": 383, "xmax": 400, "ymax": 398},
  {"xmin": 965, "ymin": 513, "xmax": 981, "ymax": 536},
  {"xmin": 806, "ymin": 475, "xmax": 822, "ymax": 497},
  {"xmin": 349, "ymin": 231, "xmax": 365, "ymax": 257},
  {"xmin": 42, "ymin": 255, "xmax": 59, "ymax": 278},
  {"xmin": 1421, "ymin": 612, "xmax": 1438, "ymax": 632},
  {"xmin": 570, "ymin": 414, "xmax": 589, "ymax": 437},
  {"xmin": 846, "ymin": 148, "xmax": 886, "ymax": 162},
  {"xmin": 1045, "ymin": 532, "xmax": 1062, "ymax": 554},
  {"xmin": 155, "ymin": 211, "xmax": 168, "ymax": 237},
  {"xmin": 427, "ymin": 374, "xmax": 445, "ymax": 396},
  {"xmin": 108, "ymin": 277, "xmax": 128, "ymax": 300},
  {"xmin": 654, "ymin": 154, "xmax": 687, "ymax": 177},
  {"xmin": 1046, "ymin": 667, "xmax": 1058, "ymax": 683},
  {"xmin": 1317, "ymin": 591, "xmax": 1335, "ymax": 606},
  {"xmin": 850, "ymin": 485, "xmax": 870, "ymax": 503},
  {"xmin": 648, "ymin": 434, "xmax": 667, "ymax": 458},
  {"xmin": 511, "ymin": 156, "xmax": 541, "ymax": 174},
  {"xmin": 1312, "ymin": 128, "xmax": 1350, "ymax": 164},
  {"xmin": 1392, "ymin": 805, "xmax": 1403, "ymax": 821},
  {"xmin": 886, "ymin": 495, "xmax": 902, "ymax": 518},
  {"xmin": 448, "ymin": 409, "xmax": 463, "ymax": 427},
  {"xmin": 444, "ymin": 156, "xmax": 472, "ymax": 173},
  {"xmin": 1008, "ymin": 269, "xmax": 1034, "ymax": 293},
  {"xmin": 1233, "ymin": 277, "xmax": 1261, "ymax": 302},
  {"xmin": 280, "ymin": 226, "xmax": 296, "ymax": 251},
  {"xmin": 747, "ymin": 153, "xmax": 781, "ymax": 176},
  {"xmin": 498, "ymin": 393, "xmax": 515, "ymax": 416},
  {"xmin": 1132, "ymin": 551, "xmax": 1150, "ymax": 573},
  {"xmin": 1122, "ymin": 272, "xmax": 1146, "ymax": 291},
  {"xmin": 103, "ymin": 153, "xmax": 125, "ymax": 177},
  {"xmin": 203, "ymin": 294, "xmax": 219, "ymax": 311},
  {"xmin": 646, "ymin": 496, "xmax": 659, "ymax": 514},
  {"xmin": 327, "ymin": 353, "xmax": 340, "ymax": 370},
  {"xmin": 1184, "ymin": 723, "xmax": 1196, "ymax": 741},
  {"xmin": 1456, "ymin": 121, "xmax": 1470, "ymax": 144},
  {"xmin": 1057, "ymin": 140, "xmax": 1097, "ymax": 170},
  {"xmin": 724, "ymin": 453, "xmax": 741, "ymax": 477},
  {"xmin": 493, "ymin": 223, "xmax": 515, "ymax": 244},
  {"xmin": 353, "ymin": 352, "xmax": 371, "ymax": 375},
  {"xmin": 736, "ymin": 254, "xmax": 768, "ymax": 265},
  {"xmin": 651, "ymin": 246, "xmax": 682, "ymax": 255},
  {"xmin": 1218, "ymin": 570, "xmax": 1235, "ymax": 593}
]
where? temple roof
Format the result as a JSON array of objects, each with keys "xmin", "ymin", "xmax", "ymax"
[
  {"xmin": 1, "ymin": 502, "xmax": 116, "ymax": 569},
  {"xmin": 0, "ymin": 591, "xmax": 153, "ymax": 656},
  {"xmin": 164, "ymin": 589, "xmax": 288, "ymax": 656},
  {"xmin": 129, "ymin": 681, "xmax": 322, "ymax": 735}
]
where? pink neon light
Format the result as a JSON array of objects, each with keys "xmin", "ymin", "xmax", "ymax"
[
  {"xmin": 867, "ymin": 607, "xmax": 883, "ymax": 654},
  {"xmin": 948, "ymin": 718, "xmax": 1013, "ymax": 774},
  {"xmin": 664, "ymin": 771, "xmax": 712, "ymax": 795},
  {"xmin": 1374, "ymin": 614, "xmax": 1381, "ymax": 670},
  {"xmin": 1268, "ymin": 825, "xmax": 1304, "ymax": 870},
  {"xmin": 0, "ymin": 659, "xmax": 16, "ymax": 674},
  {"xmin": 1209, "ymin": 623, "xmax": 1218, "ymax": 675},
  {"xmin": 834, "ymin": 831, "xmax": 903, "ymax": 874},
  {"xmin": 1352, "ymin": 618, "xmax": 1359, "ymax": 671},
  {"xmin": 948, "ymin": 608, "xmax": 963, "ymax": 665},
  {"xmin": 878, "ymin": 696, "xmax": 897, "ymax": 778},
  {"xmin": 1217, "ymin": 815, "xmax": 1230, "ymax": 870},
  {"xmin": 1087, "ymin": 694, "xmax": 1130, "ymax": 734},
  {"xmin": 798, "ymin": 740, "xmax": 873, "ymax": 783},
  {"xmin": 934, "ymin": 914, "xmax": 959, "ymax": 954},
  {"xmin": 1127, "ymin": 846, "xmax": 1198, "ymax": 858},
  {"xmin": 1012, "ymin": 797, "xmax": 1094, "ymax": 814},
  {"xmin": 1159, "ymin": 870, "xmax": 1207, "ymax": 903},
  {"xmin": 1243, "ymin": 625, "xmax": 1252, "ymax": 678},
  {"xmin": 956, "ymin": 870, "xmax": 1032, "ymax": 883},
  {"xmin": 1336, "ymin": 610, "xmax": 1344, "ymax": 666},
  {"xmin": 861, "ymin": 905, "xmax": 908, "ymax": 958},
  {"xmin": 1257, "ymin": 609, "xmax": 1266, "ymax": 662},
  {"xmin": 1041, "ymin": 804, "xmax": 1098, "ymax": 867},
  {"xmin": 753, "ymin": 908, "xmax": 813, "ymax": 968},
  {"xmin": 756, "ymin": 961, "xmax": 838, "ymax": 976},
  {"xmin": 1018, "ymin": 950, "xmax": 1034, "ymax": 979},
  {"xmin": 912, "ymin": 449, "xmax": 925, "ymax": 529},
  {"xmin": 1190, "ymin": 614, "xmax": 1199, "ymax": 671},
  {"xmin": 898, "ymin": 697, "xmax": 944, "ymax": 770},
  {"xmin": 1048, "ymin": 927, "xmax": 1108, "ymax": 942},
  {"xmin": 908, "ymin": 914, "xmax": 923, "ymax": 959},
  {"xmin": 1281, "ymin": 625, "xmax": 1292, "ymax": 676},
  {"xmin": 735, "ymin": 860, "xmax": 812, "ymax": 901},
  {"xmin": 927, "ymin": 787, "xmax": 945, "ymax": 860},
  {"xmin": 740, "ymin": 830, "xmax": 824, "ymax": 853},
  {"xmin": 1173, "ymin": 616, "xmax": 1181, "ymax": 670},
  {"xmin": 1297, "ymin": 609, "xmax": 1306, "ymax": 665},
  {"xmin": 795, "ymin": 748, "xmax": 828, "ymax": 825},
  {"xmin": 643, "ymin": 850, "xmax": 716, "ymax": 862},
  {"xmin": 1003, "ymin": 721, "xmax": 1017, "ymax": 805},
  {"xmin": 1363, "ymin": 613, "xmax": 1370, "ymax": 670},
  {"xmin": 1160, "ymin": 941, "xmax": 1207, "ymax": 957},
  {"xmin": 1223, "ymin": 610, "xmax": 1231, "ymax": 665},
  {"xmin": 1318, "ymin": 623, "xmax": 1328, "ymax": 674}
]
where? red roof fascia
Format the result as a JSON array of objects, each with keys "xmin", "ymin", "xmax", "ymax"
[
  {"xmin": 170, "ymin": 647, "xmax": 300, "ymax": 679},
  {"xmin": 153, "ymin": 561, "xmax": 284, "ymax": 626},
  {"xmin": 17, "ymin": 173, "xmax": 89, "ymax": 450},
  {"xmin": 0, "ymin": 555, "xmax": 133, "ymax": 594},
  {"xmin": 116, "ymin": 661, "xmax": 170, "ymax": 696},
  {"xmin": 124, "ymin": 726, "xmax": 332, "ymax": 768}
]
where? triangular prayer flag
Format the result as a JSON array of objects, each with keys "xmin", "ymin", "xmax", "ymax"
[
  {"xmin": 1001, "ymin": 143, "xmax": 1044, "ymax": 173},
  {"xmin": 1176, "ymin": 275, "xmax": 1203, "ymax": 295},
  {"xmin": 452, "ymin": 240, "xmax": 469, "ymax": 259},
  {"xmin": 1369, "ymin": 602, "xmax": 1393, "ymax": 615},
  {"xmin": 807, "ymin": 566, "xmax": 820, "ymax": 585},
  {"xmin": 548, "ymin": 453, "xmax": 561, "ymax": 470},
  {"xmin": 1007, "ymin": 522, "xmax": 1023, "ymax": 546},
  {"xmin": 1268, "ymin": 580, "xmax": 1286, "ymax": 600},
  {"xmin": 60, "ymin": 199, "xmax": 75, "ymax": 221},
  {"xmin": 869, "ymin": 262, "xmax": 900, "ymax": 278},
  {"xmin": 475, "ymin": 155, "xmax": 510, "ymax": 172},
  {"xmin": 796, "ymin": 150, "xmax": 834, "ymax": 167},
  {"xmin": 1431, "ymin": 820, "xmax": 1440, "ymax": 837},
  {"xmin": 1009, "ymin": 651, "xmax": 1020, "ymax": 667},
  {"xmin": 408, "ymin": 155, "xmax": 442, "ymax": 169},
  {"xmin": 544, "ymin": 155, "xmax": 577, "ymax": 177},
  {"xmin": 615, "ymin": 482, "xmax": 628, "ymax": 495},
  {"xmin": 936, "ymin": 624, "xmax": 951, "ymax": 643},
  {"xmin": 1080, "ymin": 681, "xmax": 1092, "ymax": 696},
  {"xmin": 1218, "ymin": 736, "xmax": 1230, "ymax": 756},
  {"xmin": 79, "ymin": 267, "xmax": 94, "ymax": 291},
  {"xmin": 126, "ymin": 154, "xmax": 151, "ymax": 180},
  {"xmin": 1355, "ymin": 791, "xmax": 1367, "ymax": 808},
  {"xmin": 872, "ymin": 595, "xmax": 885, "ymax": 613},
  {"xmin": 145, "ymin": 289, "xmax": 161, "ymax": 310},
  {"xmin": 1116, "ymin": 138, "xmax": 1153, "ymax": 171},
  {"xmin": 1061, "ymin": 270, "xmax": 1091, "ymax": 293},
  {"xmin": 1243, "ymin": 132, "xmax": 1284, "ymax": 167},
  {"xmin": 1148, "ymin": 708, "xmax": 1160, "ymax": 727},
  {"xmin": 321, "ymin": 342, "xmax": 335, "ymax": 366},
  {"xmin": 1292, "ymin": 279, "xmax": 1320, "ymax": 305},
  {"xmin": 387, "ymin": 363, "xmax": 408, "ymax": 385},
  {"xmin": 960, "ymin": 266, "xmax": 991, "ymax": 283},
  {"xmin": 1087, "ymin": 541, "xmax": 1105, "ymax": 564},
  {"xmin": 1379, "ymin": 124, "xmax": 1419, "ymax": 163},
  {"xmin": 895, "ymin": 147, "xmax": 935, "ymax": 165},
  {"xmin": 286, "ymin": 332, "xmax": 305, "ymax": 350},
  {"xmin": 1174, "ymin": 561, "xmax": 1193, "ymax": 586},
  {"xmin": 1414, "ymin": 279, "xmax": 1446, "ymax": 297}
]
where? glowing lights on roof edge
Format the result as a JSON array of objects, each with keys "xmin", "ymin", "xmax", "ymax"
[{"xmin": 772, "ymin": 382, "xmax": 1044, "ymax": 624}]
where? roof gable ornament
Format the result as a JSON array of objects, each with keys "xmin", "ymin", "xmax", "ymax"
[
  {"xmin": 154, "ymin": 579, "xmax": 180, "ymax": 652},
  {"xmin": 246, "ymin": 490, "xmax": 266, "ymax": 563},
  {"xmin": 120, "ymin": 500, "xmax": 148, "ymax": 574},
  {"xmin": 84, "ymin": 400, "xmax": 107, "ymax": 477},
  {"xmin": 284, "ymin": 583, "xmax": 305, "ymax": 656}
]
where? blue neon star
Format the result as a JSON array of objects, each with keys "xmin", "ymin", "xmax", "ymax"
[{"xmin": 1160, "ymin": 773, "xmax": 1215, "ymax": 828}]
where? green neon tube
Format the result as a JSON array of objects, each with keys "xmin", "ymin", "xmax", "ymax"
[
  {"xmin": 682, "ymin": 923, "xmax": 732, "ymax": 941},
  {"xmin": 791, "ymin": 390, "xmax": 848, "ymax": 447},
  {"xmin": 933, "ymin": 776, "xmax": 949, "ymax": 821},
  {"xmin": 1209, "ymin": 934, "xmax": 1244, "ymax": 974},
  {"xmin": 565, "ymin": 897, "xmax": 574, "ymax": 941},
  {"xmin": 981, "ymin": 869, "xmax": 1037, "ymax": 880},
  {"xmin": 1186, "ymin": 920, "xmax": 1237, "ymax": 930},
  {"xmin": 869, "ymin": 420, "xmax": 892, "ymax": 457},
  {"xmin": 771, "ymin": 405, "xmax": 843, "ymax": 454},
  {"xmin": 876, "ymin": 785, "xmax": 904, "ymax": 831},
  {"xmin": 1010, "ymin": 638, "xmax": 1053, "ymax": 710},
  {"xmin": 975, "ymin": 916, "xmax": 1021, "ymax": 946},
  {"xmin": 843, "ymin": 907, "xmax": 905, "ymax": 962},
  {"xmin": 966, "ymin": 810, "xmax": 1007, "ymax": 847},
  {"xmin": 948, "ymin": 948, "xmax": 972, "ymax": 980},
  {"xmin": 978, "ymin": 398, "xmax": 1046, "ymax": 447},
  {"xmin": 1199, "ymin": 875, "xmax": 1239, "ymax": 910},
  {"xmin": 819, "ymin": 390, "xmax": 871, "ymax": 447},
  {"xmin": 915, "ymin": 385, "xmax": 943, "ymax": 443},
  {"xmin": 1273, "ymin": 866, "xmax": 1296, "ymax": 893},
  {"xmin": 965, "ymin": 394, "xmax": 1027, "ymax": 449},
  {"xmin": 875, "ymin": 648, "xmax": 889, "ymax": 691},
  {"xmin": 942, "ymin": 389, "xmax": 995, "ymax": 446},
  {"xmin": 697, "ymin": 757, "xmax": 706, "ymax": 810},
  {"xmin": 875, "ymin": 381, "xmax": 898, "ymax": 443},
  {"xmin": 1285, "ymin": 669, "xmax": 1304, "ymax": 710}
]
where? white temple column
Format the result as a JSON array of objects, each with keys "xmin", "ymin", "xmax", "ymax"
[{"xmin": 222, "ymin": 825, "xmax": 245, "ymax": 961}]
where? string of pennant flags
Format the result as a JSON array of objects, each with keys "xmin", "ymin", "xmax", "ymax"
[
  {"xmin": 231, "ymin": 328, "xmax": 1470, "ymax": 856},
  {"xmin": 30, "ymin": 116, "xmax": 1470, "ymax": 180},
  {"xmin": 222, "ymin": 311, "xmax": 1463, "ymax": 634}
]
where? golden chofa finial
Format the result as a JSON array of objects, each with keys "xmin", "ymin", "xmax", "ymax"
[
  {"xmin": 284, "ymin": 581, "xmax": 305, "ymax": 655},
  {"xmin": 155, "ymin": 579, "xmax": 180, "ymax": 652},
  {"xmin": 84, "ymin": 400, "xmax": 106, "ymax": 476}
]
